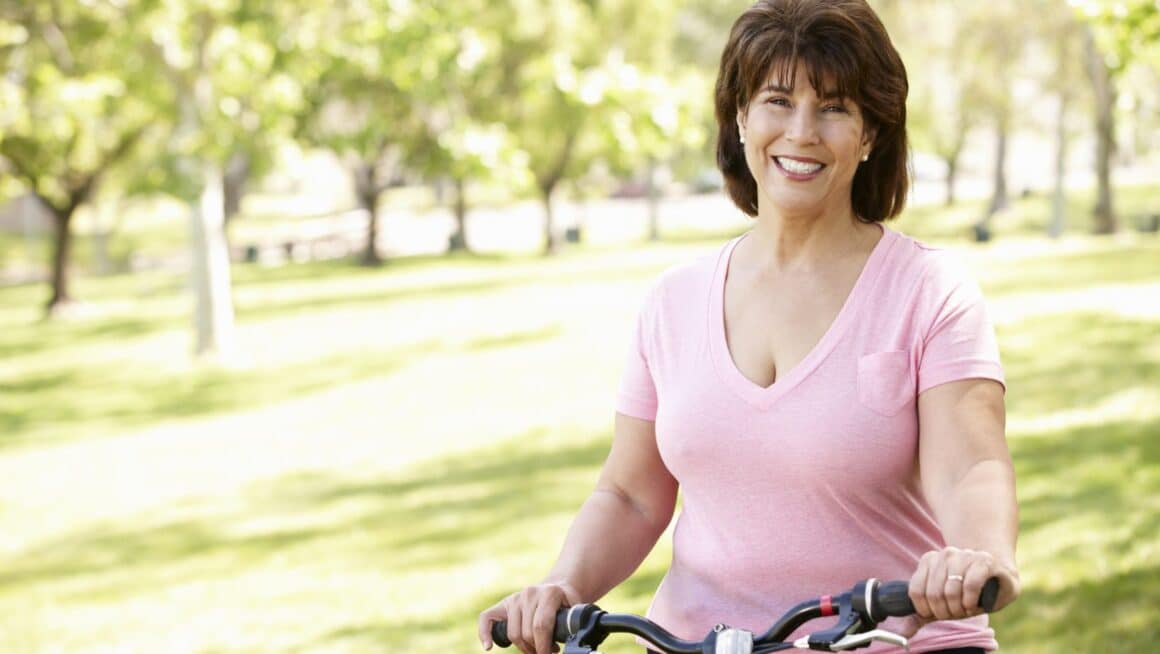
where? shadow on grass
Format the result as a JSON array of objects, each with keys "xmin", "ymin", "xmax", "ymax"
[
  {"xmin": 990, "ymin": 563, "xmax": 1160, "ymax": 653},
  {"xmin": 230, "ymin": 257, "xmax": 667, "ymax": 325},
  {"xmin": 0, "ymin": 427, "xmax": 610, "ymax": 597},
  {"xmin": 1, "ymin": 320, "xmax": 564, "ymax": 451},
  {"xmin": 2, "ymin": 406, "xmax": 1157, "ymax": 650},
  {"xmin": 981, "ymin": 242, "xmax": 1160, "ymax": 298},
  {"xmin": 1000, "ymin": 311, "xmax": 1159, "ymax": 417},
  {"xmin": 0, "ymin": 344, "xmax": 420, "ymax": 450},
  {"xmin": 0, "ymin": 242, "xmax": 675, "ymax": 361}
]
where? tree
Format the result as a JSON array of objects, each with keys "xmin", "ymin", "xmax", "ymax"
[
  {"xmin": 891, "ymin": 1, "xmax": 987, "ymax": 208},
  {"xmin": 489, "ymin": 0, "xmax": 712, "ymax": 254},
  {"xmin": 294, "ymin": 0, "xmax": 458, "ymax": 266},
  {"xmin": 139, "ymin": 0, "xmax": 305, "ymax": 357},
  {"xmin": 1031, "ymin": 3, "xmax": 1089, "ymax": 238},
  {"xmin": 963, "ymin": 4, "xmax": 1026, "ymax": 236},
  {"xmin": 412, "ymin": 8, "xmax": 530, "ymax": 255},
  {"xmin": 0, "ymin": 0, "xmax": 157, "ymax": 315},
  {"xmin": 1070, "ymin": 0, "xmax": 1160, "ymax": 233},
  {"xmin": 594, "ymin": 2, "xmax": 712, "ymax": 242}
]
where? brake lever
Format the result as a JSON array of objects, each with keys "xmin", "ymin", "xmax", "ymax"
[{"xmin": 791, "ymin": 629, "xmax": 909, "ymax": 651}]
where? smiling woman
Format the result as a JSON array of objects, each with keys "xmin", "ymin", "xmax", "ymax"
[{"xmin": 479, "ymin": 3, "xmax": 1019, "ymax": 654}]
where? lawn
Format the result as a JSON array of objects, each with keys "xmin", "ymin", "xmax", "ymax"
[{"xmin": 0, "ymin": 193, "xmax": 1157, "ymax": 653}]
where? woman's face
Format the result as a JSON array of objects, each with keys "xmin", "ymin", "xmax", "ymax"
[{"xmin": 737, "ymin": 60, "xmax": 874, "ymax": 220}]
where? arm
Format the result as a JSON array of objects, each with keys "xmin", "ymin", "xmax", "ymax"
[
  {"xmin": 478, "ymin": 412, "xmax": 678, "ymax": 654},
  {"xmin": 909, "ymin": 378, "xmax": 1021, "ymax": 620},
  {"xmin": 546, "ymin": 413, "xmax": 678, "ymax": 599}
]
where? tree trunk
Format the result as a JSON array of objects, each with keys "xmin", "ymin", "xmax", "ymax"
[
  {"xmin": 1049, "ymin": 92, "xmax": 1069, "ymax": 239},
  {"xmin": 944, "ymin": 155, "xmax": 958, "ymax": 207},
  {"xmin": 1085, "ymin": 27, "xmax": 1117, "ymax": 234},
  {"xmin": 542, "ymin": 183, "xmax": 559, "ymax": 256},
  {"xmin": 190, "ymin": 160, "xmax": 238, "ymax": 358},
  {"xmin": 46, "ymin": 205, "xmax": 75, "ymax": 314},
  {"xmin": 222, "ymin": 150, "xmax": 250, "ymax": 225},
  {"xmin": 448, "ymin": 176, "xmax": 469, "ymax": 253},
  {"xmin": 538, "ymin": 127, "xmax": 579, "ymax": 256},
  {"xmin": 353, "ymin": 161, "xmax": 383, "ymax": 266},
  {"xmin": 987, "ymin": 122, "xmax": 1009, "ymax": 218},
  {"xmin": 647, "ymin": 158, "xmax": 661, "ymax": 242},
  {"xmin": 91, "ymin": 194, "xmax": 118, "ymax": 276}
]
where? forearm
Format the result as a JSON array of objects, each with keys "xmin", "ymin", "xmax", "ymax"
[
  {"xmin": 933, "ymin": 458, "xmax": 1018, "ymax": 569},
  {"xmin": 543, "ymin": 488, "xmax": 672, "ymax": 602}
]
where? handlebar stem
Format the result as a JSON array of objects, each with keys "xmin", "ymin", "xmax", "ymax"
[{"xmin": 563, "ymin": 604, "xmax": 609, "ymax": 654}]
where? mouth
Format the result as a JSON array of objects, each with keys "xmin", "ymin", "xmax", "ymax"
[{"xmin": 773, "ymin": 156, "xmax": 825, "ymax": 179}]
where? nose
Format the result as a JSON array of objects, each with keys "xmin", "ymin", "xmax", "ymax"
[{"xmin": 786, "ymin": 107, "xmax": 820, "ymax": 144}]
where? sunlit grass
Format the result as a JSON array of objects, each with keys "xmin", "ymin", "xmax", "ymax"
[{"xmin": 0, "ymin": 210, "xmax": 1158, "ymax": 651}]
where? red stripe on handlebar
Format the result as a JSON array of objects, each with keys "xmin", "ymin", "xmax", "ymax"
[{"xmin": 820, "ymin": 595, "xmax": 835, "ymax": 617}]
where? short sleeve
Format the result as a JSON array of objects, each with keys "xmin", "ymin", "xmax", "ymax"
[
  {"xmin": 917, "ymin": 267, "xmax": 1005, "ymax": 394},
  {"xmin": 615, "ymin": 292, "xmax": 659, "ymax": 420}
]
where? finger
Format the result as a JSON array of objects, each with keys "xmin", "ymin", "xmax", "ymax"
[
  {"xmin": 994, "ymin": 566, "xmax": 1021, "ymax": 612},
  {"xmin": 960, "ymin": 557, "xmax": 992, "ymax": 616},
  {"xmin": 925, "ymin": 553, "xmax": 953, "ymax": 620},
  {"xmin": 944, "ymin": 570, "xmax": 968, "ymax": 618},
  {"xmin": 909, "ymin": 553, "xmax": 935, "ymax": 619},
  {"xmin": 532, "ymin": 599, "xmax": 557, "ymax": 654},
  {"xmin": 507, "ymin": 599, "xmax": 527, "ymax": 654},
  {"xmin": 522, "ymin": 592, "xmax": 542, "ymax": 654},
  {"xmin": 478, "ymin": 611, "xmax": 496, "ymax": 650},
  {"xmin": 943, "ymin": 549, "xmax": 972, "ymax": 618}
]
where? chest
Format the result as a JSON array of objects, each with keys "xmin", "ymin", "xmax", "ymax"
[{"xmin": 722, "ymin": 268, "xmax": 858, "ymax": 388}]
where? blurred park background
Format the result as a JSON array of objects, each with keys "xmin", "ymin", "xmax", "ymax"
[{"xmin": 0, "ymin": 0, "xmax": 1157, "ymax": 652}]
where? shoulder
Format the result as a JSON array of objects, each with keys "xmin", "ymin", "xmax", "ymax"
[
  {"xmin": 646, "ymin": 238, "xmax": 732, "ymax": 305},
  {"xmin": 880, "ymin": 229, "xmax": 982, "ymax": 300},
  {"xmin": 636, "ymin": 237, "xmax": 734, "ymax": 326}
]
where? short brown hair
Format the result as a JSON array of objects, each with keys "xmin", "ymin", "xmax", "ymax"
[{"xmin": 715, "ymin": 0, "xmax": 909, "ymax": 220}]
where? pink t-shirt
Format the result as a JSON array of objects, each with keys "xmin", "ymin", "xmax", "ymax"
[{"xmin": 616, "ymin": 227, "xmax": 1004, "ymax": 653}]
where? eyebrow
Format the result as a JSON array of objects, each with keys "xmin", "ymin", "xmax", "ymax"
[{"xmin": 759, "ymin": 84, "xmax": 845, "ymax": 100}]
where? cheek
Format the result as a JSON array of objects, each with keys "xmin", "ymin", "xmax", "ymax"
[{"xmin": 826, "ymin": 126, "xmax": 865, "ymax": 158}]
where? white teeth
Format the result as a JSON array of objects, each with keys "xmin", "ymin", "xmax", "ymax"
[{"xmin": 776, "ymin": 157, "xmax": 823, "ymax": 174}]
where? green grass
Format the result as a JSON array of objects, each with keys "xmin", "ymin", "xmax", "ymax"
[{"xmin": 0, "ymin": 199, "xmax": 1158, "ymax": 652}]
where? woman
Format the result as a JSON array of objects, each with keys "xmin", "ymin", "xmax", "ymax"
[{"xmin": 478, "ymin": 1, "xmax": 1020, "ymax": 653}]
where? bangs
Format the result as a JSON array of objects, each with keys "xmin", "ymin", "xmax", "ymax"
[{"xmin": 739, "ymin": 35, "xmax": 861, "ymax": 105}]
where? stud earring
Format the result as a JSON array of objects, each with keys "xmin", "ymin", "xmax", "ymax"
[
  {"xmin": 861, "ymin": 153, "xmax": 870, "ymax": 162},
  {"xmin": 740, "ymin": 135, "xmax": 746, "ymax": 145}
]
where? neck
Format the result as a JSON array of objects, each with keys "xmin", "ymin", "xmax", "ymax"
[{"xmin": 741, "ymin": 206, "xmax": 877, "ymax": 273}]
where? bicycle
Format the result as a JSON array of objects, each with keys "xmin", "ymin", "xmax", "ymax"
[{"xmin": 490, "ymin": 576, "xmax": 999, "ymax": 653}]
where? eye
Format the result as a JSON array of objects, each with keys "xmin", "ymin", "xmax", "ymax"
[
  {"xmin": 766, "ymin": 96, "xmax": 790, "ymax": 107},
  {"xmin": 822, "ymin": 103, "xmax": 848, "ymax": 113}
]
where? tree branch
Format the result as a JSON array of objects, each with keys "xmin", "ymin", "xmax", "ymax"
[{"xmin": 42, "ymin": 0, "xmax": 76, "ymax": 73}]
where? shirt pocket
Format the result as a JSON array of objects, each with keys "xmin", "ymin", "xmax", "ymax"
[{"xmin": 857, "ymin": 350, "xmax": 913, "ymax": 417}]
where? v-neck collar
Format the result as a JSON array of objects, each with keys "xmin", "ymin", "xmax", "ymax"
[{"xmin": 708, "ymin": 225, "xmax": 896, "ymax": 409}]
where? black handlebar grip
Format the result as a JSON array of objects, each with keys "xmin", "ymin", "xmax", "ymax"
[
  {"xmin": 490, "ymin": 610, "xmax": 571, "ymax": 648},
  {"xmin": 875, "ymin": 580, "xmax": 917, "ymax": 618},
  {"xmin": 978, "ymin": 577, "xmax": 1000, "ymax": 612},
  {"xmin": 875, "ymin": 577, "xmax": 1001, "ymax": 619}
]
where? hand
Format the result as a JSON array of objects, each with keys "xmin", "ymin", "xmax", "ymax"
[
  {"xmin": 908, "ymin": 546, "xmax": 1020, "ymax": 621},
  {"xmin": 478, "ymin": 582, "xmax": 583, "ymax": 654}
]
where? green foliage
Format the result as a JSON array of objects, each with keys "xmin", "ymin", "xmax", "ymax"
[
  {"xmin": 130, "ymin": 0, "xmax": 308, "ymax": 201},
  {"xmin": 1070, "ymin": 0, "xmax": 1160, "ymax": 73},
  {"xmin": 0, "ymin": 1, "xmax": 160, "ymax": 210}
]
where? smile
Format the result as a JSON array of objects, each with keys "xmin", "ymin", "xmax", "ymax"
[{"xmin": 774, "ymin": 157, "xmax": 825, "ymax": 176}]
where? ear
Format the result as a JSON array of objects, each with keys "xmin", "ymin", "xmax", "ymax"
[{"xmin": 736, "ymin": 107, "xmax": 747, "ymax": 138}]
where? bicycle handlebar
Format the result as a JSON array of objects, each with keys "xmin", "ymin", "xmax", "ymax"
[
  {"xmin": 490, "ymin": 577, "xmax": 1000, "ymax": 652},
  {"xmin": 492, "ymin": 610, "xmax": 572, "ymax": 648},
  {"xmin": 865, "ymin": 578, "xmax": 998, "ymax": 619}
]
